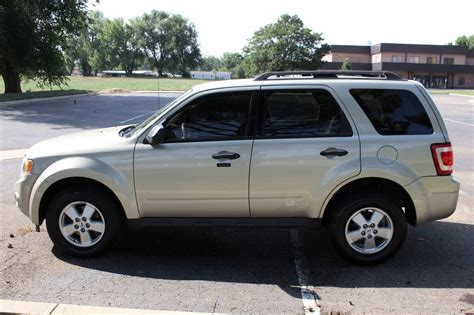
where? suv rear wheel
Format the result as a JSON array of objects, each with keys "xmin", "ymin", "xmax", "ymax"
[
  {"xmin": 329, "ymin": 194, "xmax": 407, "ymax": 264},
  {"xmin": 46, "ymin": 187, "xmax": 123, "ymax": 257}
]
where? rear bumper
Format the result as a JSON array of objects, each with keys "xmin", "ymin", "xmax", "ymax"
[{"xmin": 405, "ymin": 175, "xmax": 460, "ymax": 225}]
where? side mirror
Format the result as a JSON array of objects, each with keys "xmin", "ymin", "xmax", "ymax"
[{"xmin": 144, "ymin": 124, "xmax": 166, "ymax": 145}]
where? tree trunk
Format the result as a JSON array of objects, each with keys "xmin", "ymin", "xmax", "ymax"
[
  {"xmin": 69, "ymin": 64, "xmax": 75, "ymax": 76},
  {"xmin": 2, "ymin": 64, "xmax": 22, "ymax": 93},
  {"xmin": 81, "ymin": 59, "xmax": 92, "ymax": 76}
]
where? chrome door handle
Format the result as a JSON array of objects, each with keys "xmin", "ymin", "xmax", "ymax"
[
  {"xmin": 320, "ymin": 147, "xmax": 348, "ymax": 157},
  {"xmin": 212, "ymin": 151, "xmax": 240, "ymax": 160}
]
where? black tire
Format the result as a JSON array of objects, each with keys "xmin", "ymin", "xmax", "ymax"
[
  {"xmin": 46, "ymin": 186, "xmax": 124, "ymax": 257},
  {"xmin": 329, "ymin": 194, "xmax": 407, "ymax": 265}
]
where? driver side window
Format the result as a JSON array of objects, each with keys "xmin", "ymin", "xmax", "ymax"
[{"xmin": 164, "ymin": 92, "xmax": 252, "ymax": 142}]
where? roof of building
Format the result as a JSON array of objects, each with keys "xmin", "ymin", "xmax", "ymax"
[
  {"xmin": 190, "ymin": 71, "xmax": 231, "ymax": 74},
  {"xmin": 371, "ymin": 43, "xmax": 468, "ymax": 55},
  {"xmin": 330, "ymin": 45, "xmax": 371, "ymax": 54},
  {"xmin": 330, "ymin": 43, "xmax": 470, "ymax": 56}
]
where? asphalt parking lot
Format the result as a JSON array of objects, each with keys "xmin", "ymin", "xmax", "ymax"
[{"xmin": 0, "ymin": 92, "xmax": 473, "ymax": 313}]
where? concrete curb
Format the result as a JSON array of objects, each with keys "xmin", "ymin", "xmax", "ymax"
[
  {"xmin": 0, "ymin": 91, "xmax": 185, "ymax": 107},
  {"xmin": 0, "ymin": 93, "xmax": 94, "ymax": 106},
  {"xmin": 136, "ymin": 90, "xmax": 185, "ymax": 94},
  {"xmin": 0, "ymin": 299, "xmax": 214, "ymax": 314}
]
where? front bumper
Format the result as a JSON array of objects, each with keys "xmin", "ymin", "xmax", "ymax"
[
  {"xmin": 405, "ymin": 175, "xmax": 460, "ymax": 225},
  {"xmin": 14, "ymin": 174, "xmax": 39, "ymax": 221}
]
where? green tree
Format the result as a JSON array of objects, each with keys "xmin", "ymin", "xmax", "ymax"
[
  {"xmin": 139, "ymin": 11, "xmax": 202, "ymax": 77},
  {"xmin": 455, "ymin": 35, "xmax": 474, "ymax": 49},
  {"xmin": 242, "ymin": 14, "xmax": 329, "ymax": 75},
  {"xmin": 63, "ymin": 11, "xmax": 106, "ymax": 76},
  {"xmin": 0, "ymin": 0, "xmax": 88, "ymax": 93},
  {"xmin": 88, "ymin": 11, "xmax": 112, "ymax": 75},
  {"xmin": 102, "ymin": 17, "xmax": 144, "ymax": 76},
  {"xmin": 340, "ymin": 58, "xmax": 352, "ymax": 70},
  {"xmin": 168, "ymin": 15, "xmax": 201, "ymax": 77},
  {"xmin": 199, "ymin": 56, "xmax": 222, "ymax": 71},
  {"xmin": 139, "ymin": 10, "xmax": 173, "ymax": 77},
  {"xmin": 221, "ymin": 52, "xmax": 245, "ymax": 78}
]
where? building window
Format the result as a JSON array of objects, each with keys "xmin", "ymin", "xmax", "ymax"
[
  {"xmin": 443, "ymin": 57, "xmax": 454, "ymax": 65},
  {"xmin": 426, "ymin": 57, "xmax": 438, "ymax": 64},
  {"xmin": 408, "ymin": 56, "xmax": 420, "ymax": 63},
  {"xmin": 458, "ymin": 77, "xmax": 465, "ymax": 86},
  {"xmin": 391, "ymin": 55, "xmax": 403, "ymax": 63}
]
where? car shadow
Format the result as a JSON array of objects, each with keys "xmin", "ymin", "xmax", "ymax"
[
  {"xmin": 302, "ymin": 220, "xmax": 474, "ymax": 289},
  {"xmin": 53, "ymin": 227, "xmax": 303, "ymax": 299},
  {"xmin": 53, "ymin": 220, "xmax": 473, "ymax": 297}
]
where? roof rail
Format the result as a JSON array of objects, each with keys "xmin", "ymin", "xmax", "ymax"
[{"xmin": 253, "ymin": 70, "xmax": 403, "ymax": 81}]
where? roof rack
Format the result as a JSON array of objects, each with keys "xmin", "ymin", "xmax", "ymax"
[{"xmin": 253, "ymin": 70, "xmax": 403, "ymax": 81}]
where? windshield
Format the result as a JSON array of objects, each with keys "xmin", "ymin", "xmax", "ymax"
[{"xmin": 126, "ymin": 89, "xmax": 193, "ymax": 137}]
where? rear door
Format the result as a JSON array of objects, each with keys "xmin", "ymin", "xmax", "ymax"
[{"xmin": 249, "ymin": 87, "xmax": 360, "ymax": 218}]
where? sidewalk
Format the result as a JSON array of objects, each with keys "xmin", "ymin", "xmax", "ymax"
[{"xmin": 0, "ymin": 299, "xmax": 213, "ymax": 314}]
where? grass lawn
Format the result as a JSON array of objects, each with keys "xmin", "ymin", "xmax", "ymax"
[
  {"xmin": 0, "ymin": 76, "xmax": 210, "ymax": 102},
  {"xmin": 428, "ymin": 89, "xmax": 474, "ymax": 96}
]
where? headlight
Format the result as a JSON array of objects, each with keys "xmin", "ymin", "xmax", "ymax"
[{"xmin": 21, "ymin": 158, "xmax": 34, "ymax": 175}]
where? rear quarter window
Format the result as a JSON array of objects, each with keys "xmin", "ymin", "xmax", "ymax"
[{"xmin": 350, "ymin": 89, "xmax": 433, "ymax": 135}]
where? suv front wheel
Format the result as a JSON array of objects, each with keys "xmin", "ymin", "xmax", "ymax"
[
  {"xmin": 46, "ymin": 187, "xmax": 123, "ymax": 257},
  {"xmin": 329, "ymin": 194, "xmax": 407, "ymax": 264}
]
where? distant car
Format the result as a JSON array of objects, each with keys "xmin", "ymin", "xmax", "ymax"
[{"xmin": 15, "ymin": 71, "xmax": 459, "ymax": 264}]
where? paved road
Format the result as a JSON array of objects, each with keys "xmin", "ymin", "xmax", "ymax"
[{"xmin": 0, "ymin": 93, "xmax": 473, "ymax": 313}]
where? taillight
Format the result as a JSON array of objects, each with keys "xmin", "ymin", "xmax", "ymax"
[{"xmin": 430, "ymin": 143, "xmax": 453, "ymax": 175}]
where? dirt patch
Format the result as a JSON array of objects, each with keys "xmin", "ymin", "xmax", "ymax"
[
  {"xmin": 99, "ymin": 88, "xmax": 133, "ymax": 94},
  {"xmin": 17, "ymin": 225, "xmax": 35, "ymax": 236},
  {"xmin": 460, "ymin": 293, "xmax": 474, "ymax": 305}
]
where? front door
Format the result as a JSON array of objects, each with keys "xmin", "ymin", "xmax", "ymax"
[
  {"xmin": 249, "ymin": 88, "xmax": 360, "ymax": 218},
  {"xmin": 134, "ymin": 90, "xmax": 255, "ymax": 217}
]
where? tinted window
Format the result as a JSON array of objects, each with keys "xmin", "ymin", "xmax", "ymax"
[
  {"xmin": 350, "ymin": 89, "xmax": 433, "ymax": 135},
  {"xmin": 164, "ymin": 92, "xmax": 252, "ymax": 142},
  {"xmin": 260, "ymin": 90, "xmax": 352, "ymax": 138}
]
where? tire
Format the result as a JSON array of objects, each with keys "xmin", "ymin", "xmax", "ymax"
[
  {"xmin": 329, "ymin": 194, "xmax": 407, "ymax": 265},
  {"xmin": 46, "ymin": 186, "xmax": 124, "ymax": 257}
]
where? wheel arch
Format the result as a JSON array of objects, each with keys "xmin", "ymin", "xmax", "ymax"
[
  {"xmin": 321, "ymin": 177, "xmax": 417, "ymax": 226},
  {"xmin": 38, "ymin": 177, "xmax": 128, "ymax": 225},
  {"xmin": 29, "ymin": 156, "xmax": 140, "ymax": 225}
]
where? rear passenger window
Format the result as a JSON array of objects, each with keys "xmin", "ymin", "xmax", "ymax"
[
  {"xmin": 260, "ymin": 89, "xmax": 353, "ymax": 138},
  {"xmin": 350, "ymin": 89, "xmax": 433, "ymax": 135}
]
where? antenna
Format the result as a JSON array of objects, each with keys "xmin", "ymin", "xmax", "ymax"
[{"xmin": 157, "ymin": 73, "xmax": 160, "ymax": 109}]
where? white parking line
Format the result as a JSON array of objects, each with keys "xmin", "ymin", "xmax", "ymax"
[
  {"xmin": 0, "ymin": 149, "xmax": 27, "ymax": 161},
  {"xmin": 444, "ymin": 118, "xmax": 474, "ymax": 127},
  {"xmin": 289, "ymin": 229, "xmax": 321, "ymax": 314},
  {"xmin": 119, "ymin": 110, "xmax": 156, "ymax": 124}
]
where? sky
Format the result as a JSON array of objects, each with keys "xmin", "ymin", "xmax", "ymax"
[{"xmin": 93, "ymin": 0, "xmax": 474, "ymax": 57}]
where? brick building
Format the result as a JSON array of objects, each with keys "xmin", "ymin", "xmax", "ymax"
[{"xmin": 322, "ymin": 43, "xmax": 474, "ymax": 88}]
